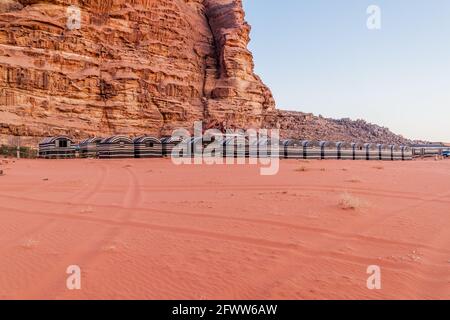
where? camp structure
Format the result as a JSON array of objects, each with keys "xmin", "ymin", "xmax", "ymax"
[
  {"xmin": 336, "ymin": 142, "xmax": 354, "ymax": 160},
  {"xmin": 401, "ymin": 146, "xmax": 413, "ymax": 160},
  {"xmin": 78, "ymin": 137, "xmax": 103, "ymax": 158},
  {"xmin": 160, "ymin": 136, "xmax": 185, "ymax": 158},
  {"xmin": 257, "ymin": 136, "xmax": 270, "ymax": 158},
  {"xmin": 364, "ymin": 143, "xmax": 379, "ymax": 160},
  {"xmin": 98, "ymin": 135, "xmax": 134, "ymax": 159},
  {"xmin": 411, "ymin": 144, "xmax": 443, "ymax": 158},
  {"xmin": 319, "ymin": 141, "xmax": 338, "ymax": 159},
  {"xmin": 282, "ymin": 139, "xmax": 303, "ymax": 159},
  {"xmin": 392, "ymin": 145, "xmax": 403, "ymax": 160},
  {"xmin": 223, "ymin": 134, "xmax": 249, "ymax": 158},
  {"xmin": 133, "ymin": 136, "xmax": 162, "ymax": 158},
  {"xmin": 202, "ymin": 133, "xmax": 225, "ymax": 158},
  {"xmin": 351, "ymin": 143, "xmax": 366, "ymax": 160},
  {"xmin": 256, "ymin": 136, "xmax": 282, "ymax": 158},
  {"xmin": 38, "ymin": 136, "xmax": 76, "ymax": 159},
  {"xmin": 378, "ymin": 144, "xmax": 392, "ymax": 161},
  {"xmin": 302, "ymin": 141, "xmax": 321, "ymax": 159}
]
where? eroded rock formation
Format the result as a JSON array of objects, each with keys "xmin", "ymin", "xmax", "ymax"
[
  {"xmin": 0, "ymin": 0, "xmax": 275, "ymax": 145},
  {"xmin": 0, "ymin": 0, "xmax": 412, "ymax": 146}
]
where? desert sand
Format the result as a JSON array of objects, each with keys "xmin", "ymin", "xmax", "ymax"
[{"xmin": 0, "ymin": 158, "xmax": 448, "ymax": 300}]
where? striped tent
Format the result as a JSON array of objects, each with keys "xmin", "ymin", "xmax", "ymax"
[
  {"xmin": 282, "ymin": 139, "xmax": 302, "ymax": 159},
  {"xmin": 302, "ymin": 141, "xmax": 321, "ymax": 159},
  {"xmin": 98, "ymin": 135, "xmax": 134, "ymax": 159},
  {"xmin": 133, "ymin": 136, "xmax": 162, "ymax": 158},
  {"xmin": 188, "ymin": 136, "xmax": 226, "ymax": 158},
  {"xmin": 78, "ymin": 137, "xmax": 103, "ymax": 158},
  {"xmin": 364, "ymin": 143, "xmax": 379, "ymax": 160},
  {"xmin": 257, "ymin": 136, "xmax": 282, "ymax": 158},
  {"xmin": 336, "ymin": 142, "xmax": 353, "ymax": 160},
  {"xmin": 202, "ymin": 133, "xmax": 225, "ymax": 158},
  {"xmin": 161, "ymin": 136, "xmax": 184, "ymax": 158},
  {"xmin": 412, "ymin": 146, "xmax": 442, "ymax": 158},
  {"xmin": 392, "ymin": 145, "xmax": 403, "ymax": 160},
  {"xmin": 352, "ymin": 143, "xmax": 366, "ymax": 160},
  {"xmin": 38, "ymin": 136, "xmax": 76, "ymax": 159},
  {"xmin": 378, "ymin": 144, "xmax": 392, "ymax": 161},
  {"xmin": 223, "ymin": 134, "xmax": 249, "ymax": 158},
  {"xmin": 401, "ymin": 146, "xmax": 413, "ymax": 160},
  {"xmin": 184, "ymin": 137, "xmax": 201, "ymax": 158},
  {"xmin": 320, "ymin": 141, "xmax": 338, "ymax": 159}
]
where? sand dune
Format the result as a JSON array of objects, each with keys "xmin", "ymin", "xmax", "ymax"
[{"xmin": 0, "ymin": 158, "xmax": 449, "ymax": 299}]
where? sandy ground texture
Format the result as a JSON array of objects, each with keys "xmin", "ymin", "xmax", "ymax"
[{"xmin": 0, "ymin": 158, "xmax": 448, "ymax": 300}]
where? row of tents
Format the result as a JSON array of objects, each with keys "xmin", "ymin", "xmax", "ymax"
[{"xmin": 38, "ymin": 135, "xmax": 416, "ymax": 161}]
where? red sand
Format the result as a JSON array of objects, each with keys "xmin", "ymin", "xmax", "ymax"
[{"xmin": 0, "ymin": 158, "xmax": 449, "ymax": 300}]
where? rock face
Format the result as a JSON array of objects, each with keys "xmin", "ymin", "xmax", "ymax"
[
  {"xmin": 0, "ymin": 0, "xmax": 412, "ymax": 146},
  {"xmin": 0, "ymin": 0, "xmax": 275, "ymax": 145}
]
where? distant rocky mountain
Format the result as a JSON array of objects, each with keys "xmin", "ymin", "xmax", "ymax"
[
  {"xmin": 0, "ymin": 0, "xmax": 418, "ymax": 147},
  {"xmin": 263, "ymin": 110, "xmax": 421, "ymax": 145}
]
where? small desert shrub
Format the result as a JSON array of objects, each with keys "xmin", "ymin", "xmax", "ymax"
[
  {"xmin": 339, "ymin": 192, "xmax": 365, "ymax": 210},
  {"xmin": 373, "ymin": 165, "xmax": 384, "ymax": 170},
  {"xmin": 295, "ymin": 166, "xmax": 307, "ymax": 172},
  {"xmin": 0, "ymin": 145, "xmax": 38, "ymax": 159}
]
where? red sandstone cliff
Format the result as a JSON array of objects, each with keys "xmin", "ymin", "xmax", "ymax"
[
  {"xmin": 0, "ymin": 0, "xmax": 275, "ymax": 145},
  {"xmin": 0, "ymin": 0, "xmax": 412, "ymax": 146}
]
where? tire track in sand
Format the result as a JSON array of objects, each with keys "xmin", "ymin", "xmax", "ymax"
[
  {"xmin": 19, "ymin": 164, "xmax": 142, "ymax": 299},
  {"xmin": 0, "ymin": 193, "xmax": 448, "ymax": 257}
]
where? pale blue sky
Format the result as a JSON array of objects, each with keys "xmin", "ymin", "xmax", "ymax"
[{"xmin": 243, "ymin": 0, "xmax": 450, "ymax": 142}]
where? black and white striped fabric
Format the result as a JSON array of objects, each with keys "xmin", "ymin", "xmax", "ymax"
[
  {"xmin": 133, "ymin": 136, "xmax": 162, "ymax": 158},
  {"xmin": 282, "ymin": 140, "xmax": 303, "ymax": 159},
  {"xmin": 302, "ymin": 141, "xmax": 321, "ymax": 159},
  {"xmin": 38, "ymin": 136, "xmax": 76, "ymax": 159},
  {"xmin": 320, "ymin": 141, "xmax": 338, "ymax": 159},
  {"xmin": 98, "ymin": 136, "xmax": 134, "ymax": 159},
  {"xmin": 161, "ymin": 137, "xmax": 184, "ymax": 158},
  {"xmin": 402, "ymin": 147, "xmax": 413, "ymax": 160},
  {"xmin": 336, "ymin": 142, "xmax": 354, "ymax": 160},
  {"xmin": 223, "ymin": 135, "xmax": 249, "ymax": 158},
  {"xmin": 78, "ymin": 137, "xmax": 103, "ymax": 158}
]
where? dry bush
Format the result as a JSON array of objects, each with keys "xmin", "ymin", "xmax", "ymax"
[
  {"xmin": 339, "ymin": 192, "xmax": 366, "ymax": 210},
  {"xmin": 295, "ymin": 166, "xmax": 307, "ymax": 172}
]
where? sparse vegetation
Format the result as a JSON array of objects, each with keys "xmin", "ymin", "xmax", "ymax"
[
  {"xmin": 338, "ymin": 192, "xmax": 366, "ymax": 210},
  {"xmin": 295, "ymin": 166, "xmax": 308, "ymax": 172},
  {"xmin": 0, "ymin": 145, "xmax": 38, "ymax": 159}
]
